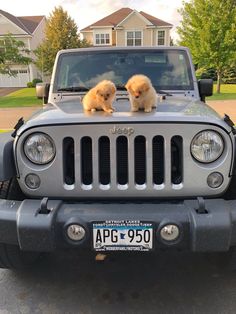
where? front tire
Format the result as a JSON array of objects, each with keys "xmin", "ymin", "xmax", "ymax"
[{"xmin": 0, "ymin": 178, "xmax": 41, "ymax": 269}]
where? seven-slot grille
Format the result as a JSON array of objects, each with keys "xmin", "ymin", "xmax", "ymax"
[
  {"xmin": 17, "ymin": 123, "xmax": 232, "ymax": 198},
  {"xmin": 63, "ymin": 134, "xmax": 183, "ymax": 189}
]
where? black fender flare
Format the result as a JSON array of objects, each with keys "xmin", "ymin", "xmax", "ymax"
[{"xmin": 0, "ymin": 132, "xmax": 16, "ymax": 181}]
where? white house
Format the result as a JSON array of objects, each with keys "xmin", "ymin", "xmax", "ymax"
[{"xmin": 0, "ymin": 9, "xmax": 46, "ymax": 87}]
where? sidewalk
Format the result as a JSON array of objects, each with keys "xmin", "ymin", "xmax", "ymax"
[{"xmin": 0, "ymin": 100, "xmax": 235, "ymax": 129}]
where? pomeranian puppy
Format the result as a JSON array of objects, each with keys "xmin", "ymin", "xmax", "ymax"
[
  {"xmin": 82, "ymin": 80, "xmax": 116, "ymax": 113},
  {"xmin": 125, "ymin": 74, "xmax": 157, "ymax": 112}
]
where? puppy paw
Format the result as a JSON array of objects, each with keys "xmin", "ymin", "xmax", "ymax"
[
  {"xmin": 131, "ymin": 108, "xmax": 139, "ymax": 112},
  {"xmin": 91, "ymin": 108, "xmax": 96, "ymax": 112},
  {"xmin": 144, "ymin": 108, "xmax": 152, "ymax": 113},
  {"xmin": 105, "ymin": 108, "xmax": 114, "ymax": 114}
]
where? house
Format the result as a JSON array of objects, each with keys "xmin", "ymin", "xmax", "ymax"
[
  {"xmin": 0, "ymin": 9, "xmax": 46, "ymax": 87},
  {"xmin": 81, "ymin": 8, "xmax": 173, "ymax": 47}
]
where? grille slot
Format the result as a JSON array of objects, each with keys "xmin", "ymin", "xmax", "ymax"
[
  {"xmin": 63, "ymin": 137, "xmax": 75, "ymax": 185},
  {"xmin": 171, "ymin": 136, "xmax": 183, "ymax": 184},
  {"xmin": 134, "ymin": 136, "xmax": 146, "ymax": 185},
  {"xmin": 99, "ymin": 136, "xmax": 110, "ymax": 185},
  {"xmin": 152, "ymin": 136, "xmax": 164, "ymax": 185},
  {"xmin": 81, "ymin": 136, "xmax": 93, "ymax": 185},
  {"xmin": 116, "ymin": 136, "xmax": 128, "ymax": 185}
]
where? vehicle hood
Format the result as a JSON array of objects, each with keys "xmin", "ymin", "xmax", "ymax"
[{"xmin": 17, "ymin": 96, "xmax": 232, "ymax": 134}]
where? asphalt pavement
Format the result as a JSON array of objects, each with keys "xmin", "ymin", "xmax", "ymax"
[{"xmin": 0, "ymin": 250, "xmax": 236, "ymax": 313}]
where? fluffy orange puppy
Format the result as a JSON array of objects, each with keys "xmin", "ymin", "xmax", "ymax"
[
  {"xmin": 125, "ymin": 74, "xmax": 157, "ymax": 113},
  {"xmin": 82, "ymin": 80, "xmax": 116, "ymax": 113}
]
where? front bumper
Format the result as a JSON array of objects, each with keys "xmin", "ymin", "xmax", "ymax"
[{"xmin": 1, "ymin": 198, "xmax": 236, "ymax": 252}]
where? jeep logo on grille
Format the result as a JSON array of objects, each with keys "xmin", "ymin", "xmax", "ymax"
[{"xmin": 110, "ymin": 126, "xmax": 134, "ymax": 136}]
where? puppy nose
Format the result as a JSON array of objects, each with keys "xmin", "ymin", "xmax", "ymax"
[
  {"xmin": 104, "ymin": 97, "xmax": 108, "ymax": 101},
  {"xmin": 135, "ymin": 95, "xmax": 139, "ymax": 99}
]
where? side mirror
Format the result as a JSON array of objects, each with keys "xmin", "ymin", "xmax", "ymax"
[
  {"xmin": 36, "ymin": 83, "xmax": 50, "ymax": 104},
  {"xmin": 198, "ymin": 79, "xmax": 213, "ymax": 102}
]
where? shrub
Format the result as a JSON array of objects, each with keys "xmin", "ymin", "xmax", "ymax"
[
  {"xmin": 222, "ymin": 67, "xmax": 236, "ymax": 84},
  {"xmin": 27, "ymin": 81, "xmax": 34, "ymax": 88},
  {"xmin": 32, "ymin": 78, "xmax": 42, "ymax": 86},
  {"xmin": 27, "ymin": 78, "xmax": 42, "ymax": 88}
]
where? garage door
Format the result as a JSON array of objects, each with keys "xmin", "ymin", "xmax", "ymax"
[{"xmin": 0, "ymin": 70, "xmax": 30, "ymax": 87}]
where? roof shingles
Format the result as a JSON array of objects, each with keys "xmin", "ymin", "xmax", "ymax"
[
  {"xmin": 81, "ymin": 7, "xmax": 172, "ymax": 31},
  {"xmin": 0, "ymin": 9, "xmax": 44, "ymax": 34}
]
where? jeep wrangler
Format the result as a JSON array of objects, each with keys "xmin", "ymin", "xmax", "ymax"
[{"xmin": 0, "ymin": 46, "xmax": 236, "ymax": 269}]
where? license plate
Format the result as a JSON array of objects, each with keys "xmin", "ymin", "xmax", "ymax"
[{"xmin": 93, "ymin": 220, "xmax": 153, "ymax": 251}]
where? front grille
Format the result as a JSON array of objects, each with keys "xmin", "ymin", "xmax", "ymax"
[
  {"xmin": 17, "ymin": 123, "xmax": 232, "ymax": 198},
  {"xmin": 63, "ymin": 133, "xmax": 183, "ymax": 189}
]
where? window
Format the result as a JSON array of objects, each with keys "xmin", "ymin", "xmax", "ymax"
[
  {"xmin": 126, "ymin": 31, "xmax": 142, "ymax": 46},
  {"xmin": 95, "ymin": 33, "xmax": 110, "ymax": 45},
  {"xmin": 55, "ymin": 50, "xmax": 194, "ymax": 92},
  {"xmin": 157, "ymin": 31, "xmax": 165, "ymax": 46},
  {"xmin": 19, "ymin": 69, "xmax": 28, "ymax": 74}
]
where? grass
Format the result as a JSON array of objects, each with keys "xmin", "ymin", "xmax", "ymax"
[
  {"xmin": 206, "ymin": 84, "xmax": 236, "ymax": 101},
  {"xmin": 0, "ymin": 88, "xmax": 43, "ymax": 108},
  {"xmin": 0, "ymin": 130, "xmax": 12, "ymax": 133}
]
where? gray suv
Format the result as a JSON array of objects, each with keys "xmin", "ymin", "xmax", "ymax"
[{"xmin": 1, "ymin": 47, "xmax": 236, "ymax": 269}]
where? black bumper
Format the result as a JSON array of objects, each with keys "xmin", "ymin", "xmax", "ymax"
[{"xmin": 1, "ymin": 198, "xmax": 236, "ymax": 252}]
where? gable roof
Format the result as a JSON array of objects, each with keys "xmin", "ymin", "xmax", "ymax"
[
  {"xmin": 81, "ymin": 7, "xmax": 172, "ymax": 31},
  {"xmin": 0, "ymin": 9, "xmax": 44, "ymax": 35},
  {"xmin": 139, "ymin": 11, "xmax": 172, "ymax": 27},
  {"xmin": 18, "ymin": 16, "xmax": 45, "ymax": 34}
]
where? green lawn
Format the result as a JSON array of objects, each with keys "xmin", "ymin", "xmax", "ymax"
[
  {"xmin": 0, "ymin": 88, "xmax": 43, "ymax": 108},
  {"xmin": 206, "ymin": 84, "xmax": 236, "ymax": 100}
]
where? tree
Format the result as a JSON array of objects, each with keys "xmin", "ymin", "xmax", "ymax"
[
  {"xmin": 34, "ymin": 6, "xmax": 90, "ymax": 76},
  {"xmin": 0, "ymin": 34, "xmax": 32, "ymax": 76},
  {"xmin": 177, "ymin": 0, "xmax": 236, "ymax": 93}
]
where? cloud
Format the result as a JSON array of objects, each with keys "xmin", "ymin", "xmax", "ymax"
[{"xmin": 1, "ymin": 0, "xmax": 185, "ymax": 41}]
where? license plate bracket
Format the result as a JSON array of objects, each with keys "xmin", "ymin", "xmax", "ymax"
[{"xmin": 92, "ymin": 220, "xmax": 153, "ymax": 252}]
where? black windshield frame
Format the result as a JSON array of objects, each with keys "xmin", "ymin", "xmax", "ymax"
[{"xmin": 54, "ymin": 49, "xmax": 194, "ymax": 92}]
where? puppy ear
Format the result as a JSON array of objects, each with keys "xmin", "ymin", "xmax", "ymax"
[
  {"xmin": 111, "ymin": 85, "xmax": 116, "ymax": 94},
  {"xmin": 96, "ymin": 89, "xmax": 100, "ymax": 95},
  {"xmin": 142, "ymin": 82, "xmax": 150, "ymax": 91},
  {"xmin": 125, "ymin": 81, "xmax": 131, "ymax": 91}
]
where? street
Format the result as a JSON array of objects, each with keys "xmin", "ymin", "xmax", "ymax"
[{"xmin": 0, "ymin": 250, "xmax": 236, "ymax": 314}]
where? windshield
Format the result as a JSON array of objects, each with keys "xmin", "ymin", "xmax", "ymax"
[{"xmin": 54, "ymin": 49, "xmax": 194, "ymax": 92}]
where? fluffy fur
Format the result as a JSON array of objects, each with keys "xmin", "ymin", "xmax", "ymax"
[
  {"xmin": 125, "ymin": 74, "xmax": 157, "ymax": 113},
  {"xmin": 82, "ymin": 80, "xmax": 116, "ymax": 113}
]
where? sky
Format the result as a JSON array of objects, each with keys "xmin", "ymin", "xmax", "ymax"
[{"xmin": 1, "ymin": 0, "xmax": 185, "ymax": 41}]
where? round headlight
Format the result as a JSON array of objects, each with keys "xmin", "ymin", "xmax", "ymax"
[
  {"xmin": 24, "ymin": 133, "xmax": 56, "ymax": 165},
  {"xmin": 191, "ymin": 130, "xmax": 224, "ymax": 163}
]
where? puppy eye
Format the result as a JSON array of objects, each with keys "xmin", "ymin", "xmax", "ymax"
[
  {"xmin": 106, "ymin": 94, "xmax": 110, "ymax": 97},
  {"xmin": 139, "ymin": 90, "xmax": 142, "ymax": 94}
]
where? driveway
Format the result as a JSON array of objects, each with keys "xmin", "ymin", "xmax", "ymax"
[
  {"xmin": 0, "ymin": 87, "xmax": 22, "ymax": 97},
  {"xmin": 0, "ymin": 107, "xmax": 40, "ymax": 129},
  {"xmin": 0, "ymin": 251, "xmax": 236, "ymax": 313},
  {"xmin": 207, "ymin": 100, "xmax": 236, "ymax": 122}
]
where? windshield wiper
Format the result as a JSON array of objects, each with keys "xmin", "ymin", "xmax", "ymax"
[
  {"xmin": 155, "ymin": 89, "xmax": 172, "ymax": 96},
  {"xmin": 116, "ymin": 84, "xmax": 127, "ymax": 91},
  {"xmin": 57, "ymin": 86, "xmax": 89, "ymax": 92}
]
